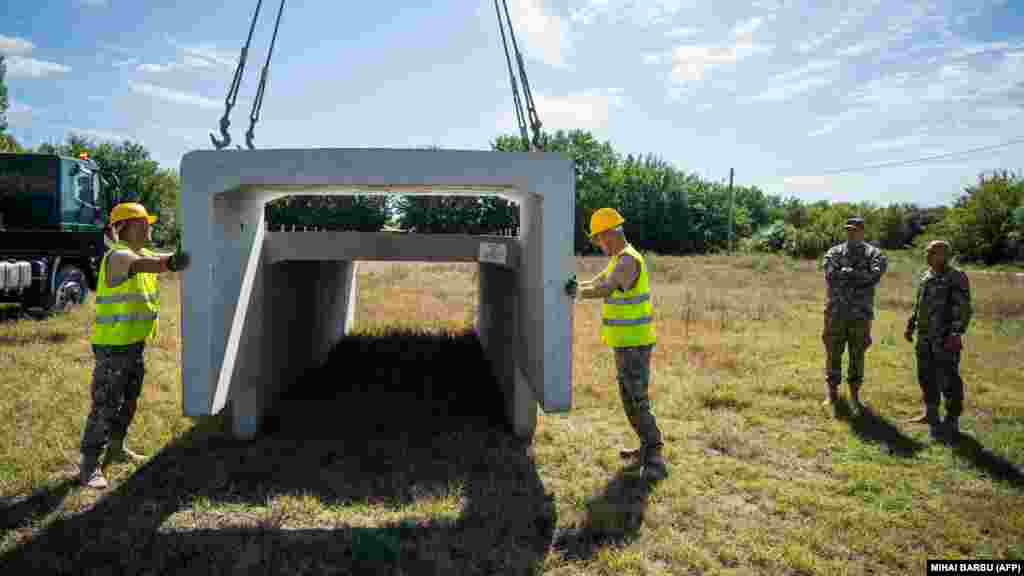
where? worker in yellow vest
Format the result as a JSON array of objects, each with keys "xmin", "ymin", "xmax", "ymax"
[
  {"xmin": 565, "ymin": 208, "xmax": 668, "ymax": 482},
  {"xmin": 78, "ymin": 202, "xmax": 190, "ymax": 489}
]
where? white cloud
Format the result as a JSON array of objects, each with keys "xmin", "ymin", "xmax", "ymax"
[
  {"xmin": 172, "ymin": 42, "xmax": 237, "ymax": 69},
  {"xmin": 0, "ymin": 35, "xmax": 35, "ymax": 56},
  {"xmin": 731, "ymin": 17, "xmax": 765, "ymax": 40},
  {"xmin": 508, "ymin": 0, "xmax": 572, "ymax": 68},
  {"xmin": 836, "ymin": 40, "xmax": 880, "ymax": 57},
  {"xmin": 138, "ymin": 63, "xmax": 179, "ymax": 73},
  {"xmin": 5, "ymin": 57, "xmax": 71, "ymax": 79},
  {"xmin": 862, "ymin": 135, "xmax": 923, "ymax": 153},
  {"xmin": 569, "ymin": 0, "xmax": 689, "ymax": 27},
  {"xmin": 947, "ymin": 41, "xmax": 1012, "ymax": 60},
  {"xmin": 66, "ymin": 127, "xmax": 131, "ymax": 142},
  {"xmin": 808, "ymin": 122, "xmax": 838, "ymax": 138},
  {"xmin": 669, "ymin": 40, "xmax": 772, "ymax": 85},
  {"xmin": 666, "ymin": 26, "xmax": 698, "ymax": 39},
  {"xmin": 128, "ymin": 82, "xmax": 221, "ymax": 110},
  {"xmin": 807, "ymin": 108, "xmax": 864, "ymax": 138},
  {"xmin": 0, "ymin": 34, "xmax": 70, "ymax": 79},
  {"xmin": 496, "ymin": 88, "xmax": 625, "ymax": 133},
  {"xmin": 752, "ymin": 59, "xmax": 839, "ymax": 102},
  {"xmin": 133, "ymin": 40, "xmax": 237, "ymax": 75},
  {"xmin": 782, "ymin": 175, "xmax": 840, "ymax": 196}
]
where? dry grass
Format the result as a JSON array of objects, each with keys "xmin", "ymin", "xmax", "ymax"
[{"xmin": 1, "ymin": 250, "xmax": 1022, "ymax": 575}]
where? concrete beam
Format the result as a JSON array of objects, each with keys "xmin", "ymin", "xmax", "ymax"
[{"xmin": 265, "ymin": 232, "xmax": 520, "ymax": 269}]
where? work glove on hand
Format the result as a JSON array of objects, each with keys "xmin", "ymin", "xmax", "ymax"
[
  {"xmin": 565, "ymin": 276, "xmax": 578, "ymax": 298},
  {"xmin": 167, "ymin": 250, "xmax": 191, "ymax": 272},
  {"xmin": 943, "ymin": 333, "xmax": 963, "ymax": 353}
]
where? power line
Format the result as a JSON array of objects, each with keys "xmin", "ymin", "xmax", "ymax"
[{"xmin": 812, "ymin": 136, "xmax": 1024, "ymax": 176}]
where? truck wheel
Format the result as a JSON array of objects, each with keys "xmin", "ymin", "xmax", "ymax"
[{"xmin": 49, "ymin": 265, "xmax": 89, "ymax": 316}]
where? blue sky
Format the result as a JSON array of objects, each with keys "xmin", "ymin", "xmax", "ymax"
[{"xmin": 2, "ymin": 0, "xmax": 1023, "ymax": 208}]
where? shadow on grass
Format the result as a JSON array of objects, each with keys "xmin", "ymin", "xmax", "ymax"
[
  {"xmin": 835, "ymin": 402, "xmax": 928, "ymax": 458},
  {"xmin": 0, "ymin": 479, "xmax": 76, "ymax": 533},
  {"xmin": 949, "ymin": 432, "xmax": 1024, "ymax": 489},
  {"xmin": 0, "ymin": 329, "xmax": 557, "ymax": 574},
  {"xmin": 551, "ymin": 467, "xmax": 652, "ymax": 561}
]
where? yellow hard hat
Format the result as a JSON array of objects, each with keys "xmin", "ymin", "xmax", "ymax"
[
  {"xmin": 589, "ymin": 207, "xmax": 624, "ymax": 238},
  {"xmin": 110, "ymin": 202, "xmax": 157, "ymax": 226}
]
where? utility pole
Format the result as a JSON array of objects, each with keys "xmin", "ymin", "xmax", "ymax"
[{"xmin": 728, "ymin": 167, "xmax": 734, "ymax": 254}]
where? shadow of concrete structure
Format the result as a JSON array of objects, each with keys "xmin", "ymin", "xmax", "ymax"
[
  {"xmin": 0, "ymin": 331, "xmax": 557, "ymax": 574},
  {"xmin": 835, "ymin": 402, "xmax": 928, "ymax": 458},
  {"xmin": 0, "ymin": 479, "xmax": 76, "ymax": 534}
]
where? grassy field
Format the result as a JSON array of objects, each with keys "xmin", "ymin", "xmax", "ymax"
[{"xmin": 1, "ymin": 250, "xmax": 1022, "ymax": 575}]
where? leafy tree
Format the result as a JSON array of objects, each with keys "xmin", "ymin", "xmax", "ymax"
[
  {"xmin": 930, "ymin": 171, "xmax": 1024, "ymax": 264},
  {"xmin": 0, "ymin": 55, "xmax": 8, "ymax": 137}
]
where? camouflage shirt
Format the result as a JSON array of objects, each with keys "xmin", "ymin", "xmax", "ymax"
[
  {"xmin": 907, "ymin": 266, "xmax": 972, "ymax": 338},
  {"xmin": 822, "ymin": 241, "xmax": 888, "ymax": 321}
]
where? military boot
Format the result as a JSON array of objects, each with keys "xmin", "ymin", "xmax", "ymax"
[
  {"xmin": 849, "ymin": 385, "xmax": 863, "ymax": 411},
  {"xmin": 103, "ymin": 433, "xmax": 146, "ymax": 466},
  {"xmin": 822, "ymin": 386, "xmax": 839, "ymax": 407},
  {"xmin": 942, "ymin": 416, "xmax": 961, "ymax": 442},
  {"xmin": 642, "ymin": 450, "xmax": 669, "ymax": 482},
  {"xmin": 79, "ymin": 453, "xmax": 109, "ymax": 489},
  {"xmin": 904, "ymin": 404, "xmax": 939, "ymax": 424}
]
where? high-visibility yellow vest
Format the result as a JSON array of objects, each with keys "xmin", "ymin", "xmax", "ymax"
[
  {"xmin": 600, "ymin": 244, "xmax": 656, "ymax": 348},
  {"xmin": 91, "ymin": 243, "xmax": 160, "ymax": 346}
]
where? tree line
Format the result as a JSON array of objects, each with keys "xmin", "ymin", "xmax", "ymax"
[{"xmin": 2, "ymin": 50, "xmax": 1021, "ymax": 264}]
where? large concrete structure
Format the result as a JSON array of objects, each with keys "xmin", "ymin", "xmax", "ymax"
[{"xmin": 178, "ymin": 148, "xmax": 575, "ymax": 441}]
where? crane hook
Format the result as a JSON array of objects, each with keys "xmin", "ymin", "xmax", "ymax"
[{"xmin": 210, "ymin": 114, "xmax": 233, "ymax": 150}]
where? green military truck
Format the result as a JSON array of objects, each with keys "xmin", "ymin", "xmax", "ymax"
[{"xmin": 0, "ymin": 152, "xmax": 122, "ymax": 318}]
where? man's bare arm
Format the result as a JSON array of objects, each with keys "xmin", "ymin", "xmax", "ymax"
[
  {"xmin": 578, "ymin": 255, "xmax": 638, "ymax": 299},
  {"xmin": 107, "ymin": 251, "xmax": 171, "ymax": 287}
]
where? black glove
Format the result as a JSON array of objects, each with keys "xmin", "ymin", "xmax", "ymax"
[
  {"xmin": 565, "ymin": 276, "xmax": 578, "ymax": 298},
  {"xmin": 167, "ymin": 250, "xmax": 191, "ymax": 272}
]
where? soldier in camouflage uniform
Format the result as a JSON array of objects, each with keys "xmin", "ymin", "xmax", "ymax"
[
  {"xmin": 821, "ymin": 217, "xmax": 888, "ymax": 410},
  {"xmin": 566, "ymin": 208, "xmax": 667, "ymax": 482},
  {"xmin": 904, "ymin": 240, "xmax": 972, "ymax": 440}
]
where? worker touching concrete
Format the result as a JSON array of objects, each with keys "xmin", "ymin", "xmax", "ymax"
[
  {"xmin": 78, "ymin": 202, "xmax": 191, "ymax": 489},
  {"xmin": 565, "ymin": 208, "xmax": 668, "ymax": 482}
]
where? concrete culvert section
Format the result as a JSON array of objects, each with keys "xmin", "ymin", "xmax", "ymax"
[{"xmin": 179, "ymin": 148, "xmax": 575, "ymax": 442}]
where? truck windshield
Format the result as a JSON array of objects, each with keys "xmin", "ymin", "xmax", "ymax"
[{"xmin": 0, "ymin": 155, "xmax": 61, "ymax": 230}]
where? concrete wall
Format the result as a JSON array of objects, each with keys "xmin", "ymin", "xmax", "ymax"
[{"xmin": 178, "ymin": 149, "xmax": 574, "ymax": 441}]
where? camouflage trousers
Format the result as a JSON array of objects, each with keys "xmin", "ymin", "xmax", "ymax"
[
  {"xmin": 80, "ymin": 343, "xmax": 146, "ymax": 460},
  {"xmin": 613, "ymin": 345, "xmax": 664, "ymax": 459},
  {"xmin": 823, "ymin": 316, "xmax": 870, "ymax": 391},
  {"xmin": 916, "ymin": 337, "xmax": 964, "ymax": 419}
]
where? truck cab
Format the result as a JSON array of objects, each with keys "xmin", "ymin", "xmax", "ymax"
[{"xmin": 0, "ymin": 152, "xmax": 121, "ymax": 317}]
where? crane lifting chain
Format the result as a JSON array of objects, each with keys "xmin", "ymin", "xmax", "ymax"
[
  {"xmin": 212, "ymin": 1, "xmax": 540, "ymax": 153},
  {"xmin": 210, "ymin": 0, "xmax": 285, "ymax": 150},
  {"xmin": 494, "ymin": 0, "xmax": 543, "ymax": 151}
]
